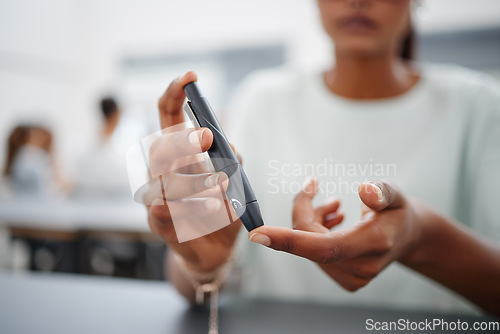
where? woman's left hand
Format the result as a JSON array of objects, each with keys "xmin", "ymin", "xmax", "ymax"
[{"xmin": 248, "ymin": 178, "xmax": 425, "ymax": 292}]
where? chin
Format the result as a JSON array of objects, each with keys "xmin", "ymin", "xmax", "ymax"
[{"xmin": 333, "ymin": 38, "xmax": 384, "ymax": 59}]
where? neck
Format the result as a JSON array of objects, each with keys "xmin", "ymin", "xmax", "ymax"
[
  {"xmin": 325, "ymin": 51, "xmax": 418, "ymax": 99},
  {"xmin": 102, "ymin": 122, "xmax": 116, "ymax": 139}
]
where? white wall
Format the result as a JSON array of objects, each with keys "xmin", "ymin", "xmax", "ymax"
[
  {"xmin": 1, "ymin": 0, "xmax": 500, "ymax": 177},
  {"xmin": 415, "ymin": 0, "xmax": 500, "ymax": 33}
]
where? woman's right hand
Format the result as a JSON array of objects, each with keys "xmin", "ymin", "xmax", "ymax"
[{"xmin": 146, "ymin": 71, "xmax": 241, "ymax": 273}]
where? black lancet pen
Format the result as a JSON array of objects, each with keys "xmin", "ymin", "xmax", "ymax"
[{"xmin": 184, "ymin": 81, "xmax": 264, "ymax": 231}]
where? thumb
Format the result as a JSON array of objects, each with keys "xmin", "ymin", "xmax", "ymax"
[{"xmin": 358, "ymin": 180, "xmax": 405, "ymax": 212}]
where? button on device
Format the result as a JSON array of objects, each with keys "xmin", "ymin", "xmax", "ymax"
[{"xmin": 230, "ymin": 198, "xmax": 243, "ymax": 210}]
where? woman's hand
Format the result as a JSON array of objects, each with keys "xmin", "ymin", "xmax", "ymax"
[
  {"xmin": 249, "ymin": 178, "xmax": 500, "ymax": 314},
  {"xmin": 248, "ymin": 178, "xmax": 423, "ymax": 292},
  {"xmin": 147, "ymin": 71, "xmax": 240, "ymax": 273}
]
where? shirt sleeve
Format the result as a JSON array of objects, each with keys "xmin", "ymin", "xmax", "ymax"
[{"xmin": 463, "ymin": 77, "xmax": 500, "ymax": 242}]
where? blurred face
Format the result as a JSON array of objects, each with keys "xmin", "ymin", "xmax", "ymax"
[
  {"xmin": 317, "ymin": 0, "xmax": 412, "ymax": 58},
  {"xmin": 107, "ymin": 109, "xmax": 121, "ymax": 128},
  {"xmin": 27, "ymin": 128, "xmax": 52, "ymax": 151}
]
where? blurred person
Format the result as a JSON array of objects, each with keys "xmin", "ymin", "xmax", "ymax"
[
  {"xmin": 146, "ymin": 0, "xmax": 500, "ymax": 317},
  {"xmin": 73, "ymin": 97, "xmax": 146, "ymax": 278},
  {"xmin": 74, "ymin": 97, "xmax": 130, "ymax": 198},
  {"xmin": 2, "ymin": 124, "xmax": 63, "ymax": 198}
]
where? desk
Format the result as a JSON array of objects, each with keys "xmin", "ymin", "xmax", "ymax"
[
  {"xmin": 0, "ymin": 199, "xmax": 162, "ymax": 277},
  {"xmin": 0, "ymin": 198, "xmax": 150, "ymax": 236},
  {"xmin": 0, "ymin": 271, "xmax": 496, "ymax": 334}
]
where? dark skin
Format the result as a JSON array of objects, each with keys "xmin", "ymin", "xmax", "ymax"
[
  {"xmin": 247, "ymin": 0, "xmax": 500, "ymax": 314},
  {"xmin": 249, "ymin": 179, "xmax": 500, "ymax": 315},
  {"xmin": 318, "ymin": 0, "xmax": 419, "ymax": 99},
  {"xmin": 148, "ymin": 0, "xmax": 500, "ymax": 314}
]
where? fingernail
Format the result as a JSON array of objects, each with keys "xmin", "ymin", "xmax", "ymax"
[
  {"xmin": 369, "ymin": 183, "xmax": 384, "ymax": 202},
  {"xmin": 205, "ymin": 198, "xmax": 221, "ymax": 212},
  {"xmin": 189, "ymin": 129, "xmax": 205, "ymax": 145},
  {"xmin": 218, "ymin": 171, "xmax": 228, "ymax": 184},
  {"xmin": 204, "ymin": 173, "xmax": 221, "ymax": 188},
  {"xmin": 249, "ymin": 233, "xmax": 271, "ymax": 247},
  {"xmin": 325, "ymin": 212, "xmax": 339, "ymax": 220}
]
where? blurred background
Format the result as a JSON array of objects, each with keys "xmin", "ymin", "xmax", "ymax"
[{"xmin": 0, "ymin": 0, "xmax": 499, "ymax": 280}]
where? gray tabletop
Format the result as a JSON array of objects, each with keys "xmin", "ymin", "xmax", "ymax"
[
  {"xmin": 0, "ymin": 271, "xmax": 497, "ymax": 334},
  {"xmin": 0, "ymin": 198, "xmax": 149, "ymax": 233}
]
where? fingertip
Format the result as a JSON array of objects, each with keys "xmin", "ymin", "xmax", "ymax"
[
  {"xmin": 248, "ymin": 232, "xmax": 271, "ymax": 247},
  {"xmin": 325, "ymin": 210, "xmax": 344, "ymax": 221},
  {"xmin": 323, "ymin": 211, "xmax": 344, "ymax": 229},
  {"xmin": 204, "ymin": 172, "xmax": 224, "ymax": 189},
  {"xmin": 204, "ymin": 171, "xmax": 229, "ymax": 192},
  {"xmin": 248, "ymin": 226, "xmax": 271, "ymax": 238},
  {"xmin": 179, "ymin": 71, "xmax": 198, "ymax": 89},
  {"xmin": 248, "ymin": 226, "xmax": 265, "ymax": 235},
  {"xmin": 169, "ymin": 71, "xmax": 198, "ymax": 97},
  {"xmin": 302, "ymin": 176, "xmax": 318, "ymax": 197},
  {"xmin": 219, "ymin": 171, "xmax": 229, "ymax": 188},
  {"xmin": 184, "ymin": 70, "xmax": 198, "ymax": 82},
  {"xmin": 358, "ymin": 182, "xmax": 386, "ymax": 211},
  {"xmin": 162, "ymin": 75, "xmax": 188, "ymax": 102},
  {"xmin": 360, "ymin": 182, "xmax": 383, "ymax": 199},
  {"xmin": 200, "ymin": 127, "xmax": 213, "ymax": 151}
]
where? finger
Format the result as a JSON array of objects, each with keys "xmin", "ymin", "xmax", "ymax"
[
  {"xmin": 314, "ymin": 197, "xmax": 341, "ymax": 219},
  {"xmin": 149, "ymin": 128, "xmax": 213, "ymax": 178},
  {"xmin": 148, "ymin": 202, "xmax": 177, "ymax": 241},
  {"xmin": 152, "ymin": 196, "xmax": 236, "ymax": 244},
  {"xmin": 229, "ymin": 142, "xmax": 243, "ymax": 165},
  {"xmin": 162, "ymin": 171, "xmax": 228, "ymax": 200},
  {"xmin": 249, "ymin": 220, "xmax": 384, "ymax": 263},
  {"xmin": 292, "ymin": 177, "xmax": 319, "ymax": 230},
  {"xmin": 229, "ymin": 142, "xmax": 236, "ymax": 154},
  {"xmin": 248, "ymin": 226, "xmax": 367, "ymax": 263},
  {"xmin": 176, "ymin": 155, "xmax": 212, "ymax": 174},
  {"xmin": 150, "ymin": 197, "xmax": 224, "ymax": 221},
  {"xmin": 358, "ymin": 180, "xmax": 405, "ymax": 212},
  {"xmin": 143, "ymin": 172, "xmax": 229, "ymax": 205},
  {"xmin": 158, "ymin": 71, "xmax": 198, "ymax": 128},
  {"xmin": 185, "ymin": 173, "xmax": 230, "ymax": 199},
  {"xmin": 323, "ymin": 211, "xmax": 344, "ymax": 229}
]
